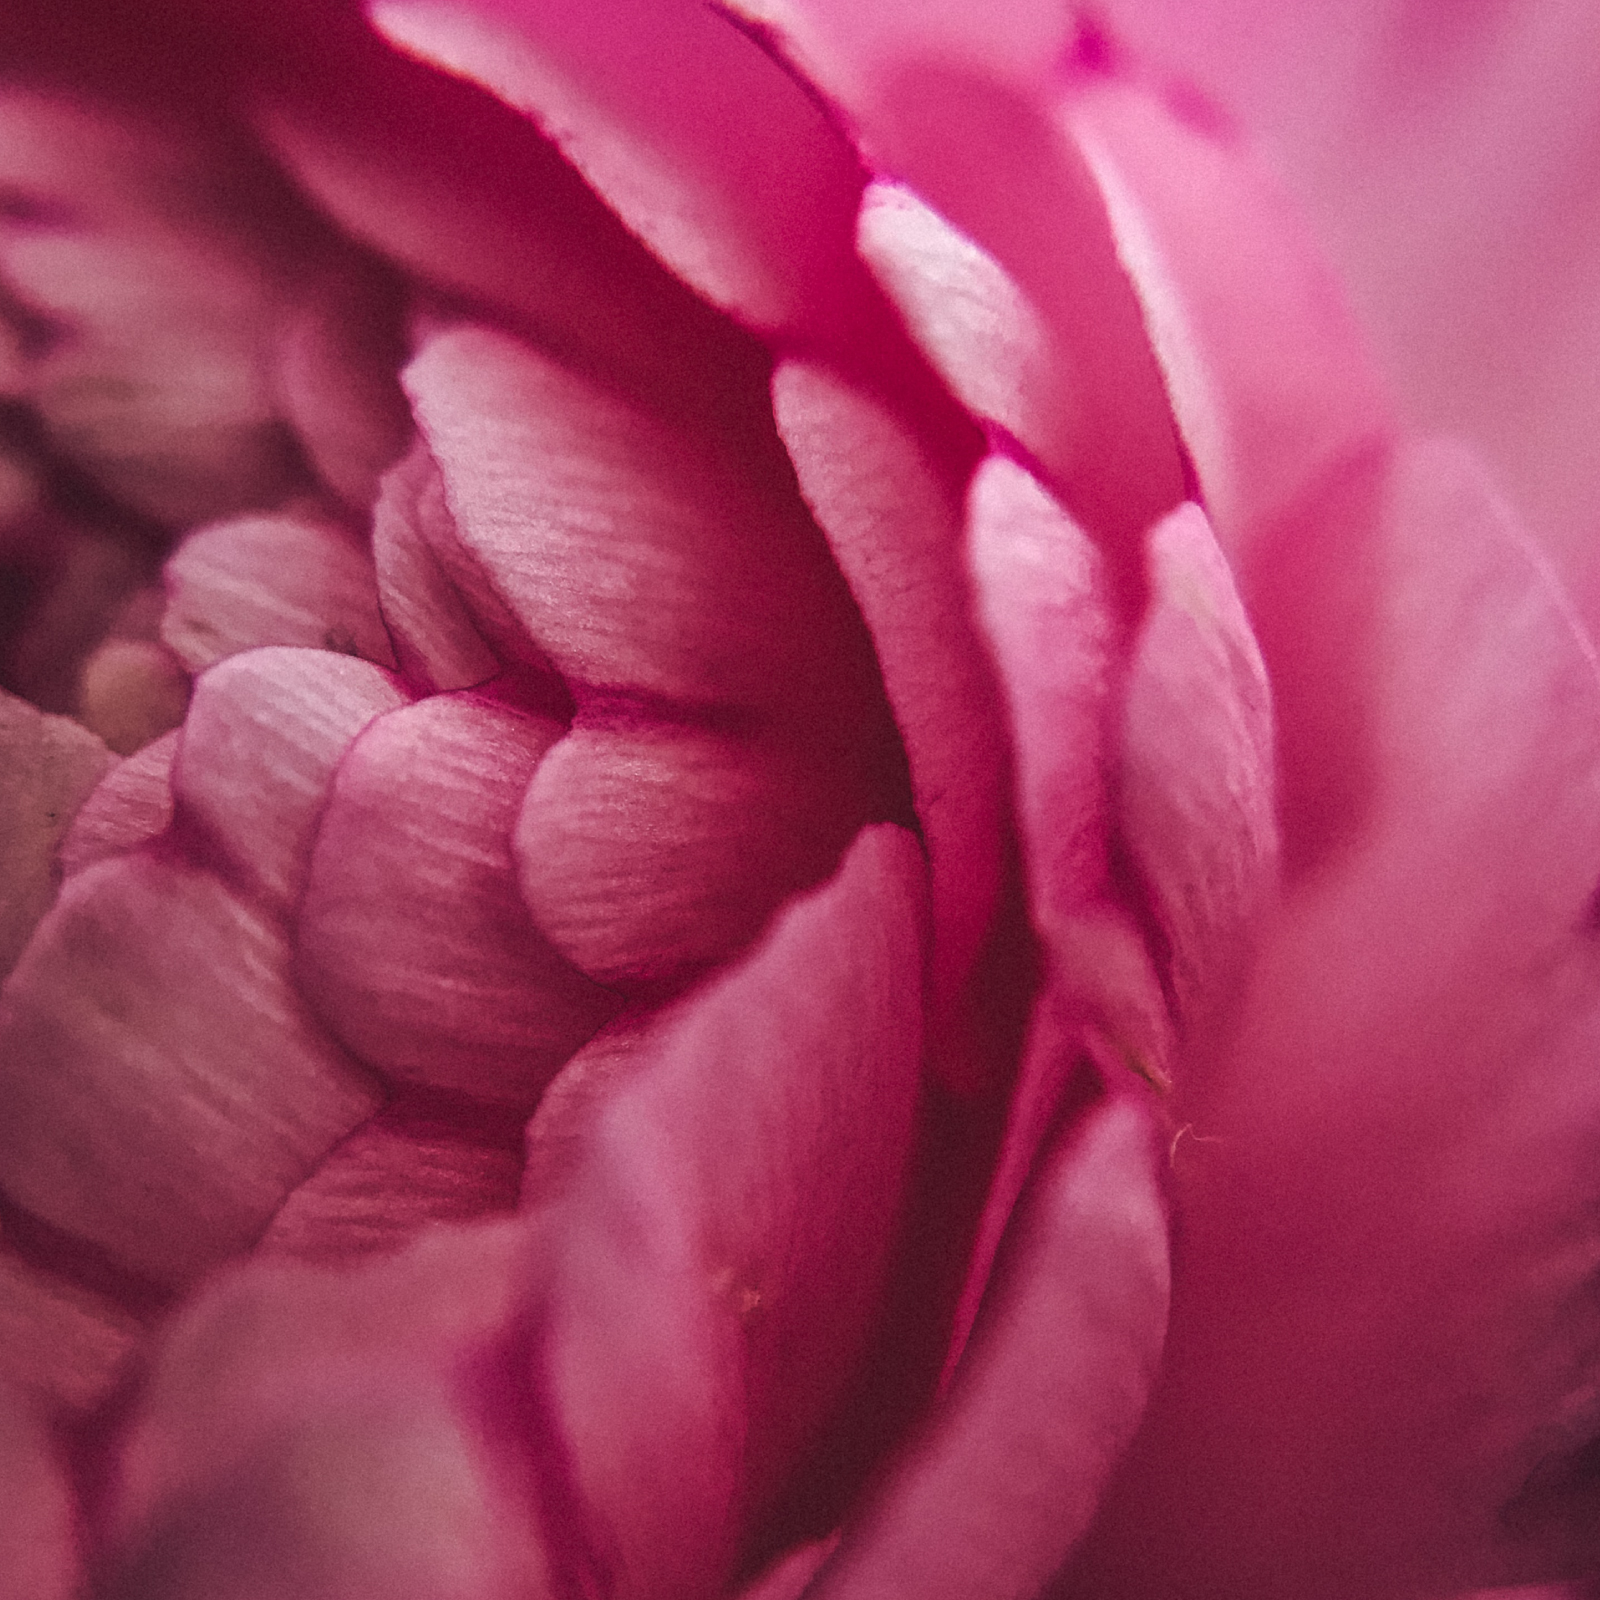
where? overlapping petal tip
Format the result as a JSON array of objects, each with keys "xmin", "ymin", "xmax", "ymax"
[
  {"xmin": 770, "ymin": 358, "xmax": 1006, "ymax": 1086},
  {"xmin": 1064, "ymin": 442, "xmax": 1600, "ymax": 1597},
  {"xmin": 368, "ymin": 0, "xmax": 871, "ymax": 346},
  {"xmin": 56, "ymin": 726, "xmax": 177, "ymax": 880},
  {"xmin": 101, "ymin": 1220, "xmax": 546, "ymax": 1600},
  {"xmin": 803, "ymin": 1096, "xmax": 1167, "ymax": 1600},
  {"xmin": 0, "ymin": 1378, "xmax": 79, "ymax": 1600},
  {"xmin": 296, "ymin": 689, "xmax": 618, "ymax": 1104}
]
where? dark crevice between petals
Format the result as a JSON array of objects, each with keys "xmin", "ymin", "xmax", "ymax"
[{"xmin": 0, "ymin": 1192, "xmax": 171, "ymax": 1325}]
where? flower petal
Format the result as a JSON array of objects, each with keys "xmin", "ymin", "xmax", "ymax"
[
  {"xmin": 804, "ymin": 1097, "xmax": 1168, "ymax": 1600},
  {"xmin": 0, "ymin": 1380, "xmax": 78, "ymax": 1600},
  {"xmin": 257, "ymin": 1095, "xmax": 525, "ymax": 1264},
  {"xmin": 513, "ymin": 716, "xmax": 865, "ymax": 993},
  {"xmin": 0, "ymin": 849, "xmax": 382, "ymax": 1286},
  {"xmin": 172, "ymin": 645, "xmax": 408, "ymax": 914},
  {"xmin": 523, "ymin": 825, "xmax": 928, "ymax": 1596},
  {"xmin": 104, "ymin": 1225, "xmax": 544, "ymax": 1600},
  {"xmin": 370, "ymin": 0, "xmax": 869, "ymax": 344},
  {"xmin": 1067, "ymin": 439, "xmax": 1600, "ymax": 1596},
  {"xmin": 56, "ymin": 725, "xmax": 177, "ymax": 880},
  {"xmin": 1119, "ymin": 500, "xmax": 1278, "ymax": 1032},
  {"xmin": 0, "ymin": 686, "xmax": 112, "ymax": 976},
  {"xmin": 161, "ymin": 507, "xmax": 396, "ymax": 675},
  {"xmin": 296, "ymin": 690, "xmax": 617, "ymax": 1106},
  {"xmin": 371, "ymin": 440, "xmax": 501, "ymax": 694},
  {"xmin": 771, "ymin": 358, "xmax": 1005, "ymax": 1088},
  {"xmin": 406, "ymin": 323, "xmax": 878, "ymax": 718},
  {"xmin": 1059, "ymin": 58, "xmax": 1393, "ymax": 555}
]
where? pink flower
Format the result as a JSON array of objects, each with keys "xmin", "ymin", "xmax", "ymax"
[{"xmin": 1, "ymin": 3, "xmax": 1598, "ymax": 1599}]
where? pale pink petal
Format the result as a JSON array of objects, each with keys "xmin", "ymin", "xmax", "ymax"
[
  {"xmin": 371, "ymin": 440, "xmax": 501, "ymax": 694},
  {"xmin": 56, "ymin": 726, "xmax": 177, "ymax": 880},
  {"xmin": 257, "ymin": 1096, "xmax": 525, "ymax": 1264},
  {"xmin": 1066, "ymin": 439, "xmax": 1600, "ymax": 1597},
  {"xmin": 370, "ymin": 0, "xmax": 869, "ymax": 343},
  {"xmin": 751, "ymin": 9, "xmax": 1183, "ymax": 566},
  {"xmin": 161, "ymin": 508, "xmax": 396, "ymax": 674},
  {"xmin": 296, "ymin": 691, "xmax": 617, "ymax": 1106},
  {"xmin": 406, "ymin": 324, "xmax": 878, "ymax": 717},
  {"xmin": 172, "ymin": 646, "xmax": 408, "ymax": 914},
  {"xmin": 857, "ymin": 182, "xmax": 1084, "ymax": 500},
  {"xmin": 806, "ymin": 1098, "xmax": 1168, "ymax": 1600},
  {"xmin": 966, "ymin": 457, "xmax": 1114, "ymax": 927},
  {"xmin": 771, "ymin": 358, "xmax": 1006, "ymax": 1088},
  {"xmin": 1119, "ymin": 500, "xmax": 1278, "ymax": 1031},
  {"xmin": 958, "ymin": 457, "xmax": 1170, "ymax": 1370},
  {"xmin": 0, "ymin": 687, "xmax": 112, "ymax": 976},
  {"xmin": 514, "ymin": 717, "xmax": 865, "ymax": 992},
  {"xmin": 0, "ymin": 1380, "xmax": 78, "ymax": 1600},
  {"xmin": 0, "ymin": 850, "xmax": 383, "ymax": 1287},
  {"xmin": 74, "ymin": 637, "xmax": 190, "ymax": 757},
  {"xmin": 1092, "ymin": 0, "xmax": 1600, "ymax": 597},
  {"xmin": 1060, "ymin": 59, "xmax": 1393, "ymax": 556},
  {"xmin": 524, "ymin": 826, "xmax": 928, "ymax": 1595}
]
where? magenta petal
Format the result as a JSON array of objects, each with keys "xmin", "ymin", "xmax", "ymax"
[
  {"xmin": 406, "ymin": 324, "xmax": 872, "ymax": 714},
  {"xmin": 857, "ymin": 181, "xmax": 1086, "ymax": 503},
  {"xmin": 0, "ymin": 850, "xmax": 382, "ymax": 1286},
  {"xmin": 1069, "ymin": 440, "xmax": 1600, "ymax": 1596},
  {"xmin": 173, "ymin": 646, "xmax": 409, "ymax": 914},
  {"xmin": 0, "ymin": 1380, "xmax": 78, "ymax": 1600},
  {"xmin": 57, "ymin": 726, "xmax": 178, "ymax": 880},
  {"xmin": 1119, "ymin": 501, "xmax": 1278, "ymax": 1030},
  {"xmin": 806, "ymin": 1098, "xmax": 1168, "ymax": 1600},
  {"xmin": 372, "ymin": 440, "xmax": 501, "ymax": 694},
  {"xmin": 161, "ymin": 507, "xmax": 397, "ymax": 674},
  {"xmin": 258, "ymin": 1097, "xmax": 524, "ymax": 1264},
  {"xmin": 771, "ymin": 358, "xmax": 1006, "ymax": 1082},
  {"xmin": 0, "ymin": 688, "xmax": 113, "ymax": 976},
  {"xmin": 1062, "ymin": 66, "xmax": 1392, "ymax": 554},
  {"xmin": 272, "ymin": 265, "xmax": 412, "ymax": 513},
  {"xmin": 371, "ymin": 0, "xmax": 869, "ymax": 342},
  {"xmin": 106, "ymin": 1226, "xmax": 543, "ymax": 1599},
  {"xmin": 513, "ymin": 718, "xmax": 863, "ymax": 991},
  {"xmin": 525, "ymin": 826, "xmax": 928, "ymax": 1594},
  {"xmin": 296, "ymin": 692, "xmax": 617, "ymax": 1107}
]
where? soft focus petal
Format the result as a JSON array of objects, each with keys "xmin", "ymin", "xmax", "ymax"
[
  {"xmin": 1119, "ymin": 500, "xmax": 1279, "ymax": 1032},
  {"xmin": 0, "ymin": 849, "xmax": 383, "ymax": 1287},
  {"xmin": 297, "ymin": 689, "xmax": 617, "ymax": 1105},
  {"xmin": 771, "ymin": 358, "xmax": 1004, "ymax": 1085},
  {"xmin": 1066, "ymin": 439, "xmax": 1600, "ymax": 1596}
]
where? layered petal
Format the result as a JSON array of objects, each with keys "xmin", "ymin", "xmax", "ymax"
[
  {"xmin": 295, "ymin": 689, "xmax": 617, "ymax": 1106},
  {"xmin": 1067, "ymin": 440, "xmax": 1600, "ymax": 1596},
  {"xmin": 520, "ymin": 825, "xmax": 928, "ymax": 1596}
]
